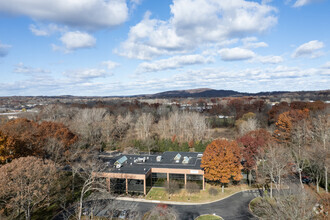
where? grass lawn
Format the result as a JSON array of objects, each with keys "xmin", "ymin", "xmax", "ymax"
[
  {"xmin": 146, "ymin": 184, "xmax": 253, "ymax": 203},
  {"xmin": 195, "ymin": 214, "xmax": 223, "ymax": 220}
]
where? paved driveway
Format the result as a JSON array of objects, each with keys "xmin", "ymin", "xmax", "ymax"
[
  {"xmin": 53, "ymin": 190, "xmax": 260, "ymax": 220},
  {"xmin": 136, "ymin": 190, "xmax": 259, "ymax": 220}
]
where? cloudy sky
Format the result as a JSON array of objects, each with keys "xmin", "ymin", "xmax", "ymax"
[{"xmin": 0, "ymin": 0, "xmax": 329, "ymax": 96}]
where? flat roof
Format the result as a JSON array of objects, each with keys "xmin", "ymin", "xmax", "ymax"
[{"xmin": 99, "ymin": 151, "xmax": 203, "ymax": 175}]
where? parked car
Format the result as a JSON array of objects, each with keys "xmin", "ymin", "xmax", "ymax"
[
  {"xmin": 302, "ymin": 176, "xmax": 312, "ymax": 184},
  {"xmin": 112, "ymin": 209, "xmax": 120, "ymax": 218},
  {"xmin": 128, "ymin": 211, "xmax": 139, "ymax": 219},
  {"xmin": 119, "ymin": 210, "xmax": 128, "ymax": 219}
]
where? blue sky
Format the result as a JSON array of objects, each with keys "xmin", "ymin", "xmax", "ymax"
[{"xmin": 0, "ymin": 0, "xmax": 329, "ymax": 96}]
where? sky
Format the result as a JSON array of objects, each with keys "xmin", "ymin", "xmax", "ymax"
[{"xmin": 0, "ymin": 0, "xmax": 329, "ymax": 96}]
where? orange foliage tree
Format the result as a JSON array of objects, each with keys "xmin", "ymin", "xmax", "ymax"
[
  {"xmin": 0, "ymin": 118, "xmax": 77, "ymax": 163},
  {"xmin": 273, "ymin": 109, "xmax": 310, "ymax": 143},
  {"xmin": 0, "ymin": 131, "xmax": 19, "ymax": 163},
  {"xmin": 201, "ymin": 139, "xmax": 242, "ymax": 190}
]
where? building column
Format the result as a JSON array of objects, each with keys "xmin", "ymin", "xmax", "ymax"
[
  {"xmin": 202, "ymin": 175, "xmax": 205, "ymax": 190},
  {"xmin": 106, "ymin": 178, "xmax": 111, "ymax": 192},
  {"xmin": 126, "ymin": 177, "xmax": 128, "ymax": 194},
  {"xmin": 167, "ymin": 173, "xmax": 169, "ymax": 183},
  {"xmin": 144, "ymin": 177, "xmax": 147, "ymax": 195},
  {"xmin": 184, "ymin": 173, "xmax": 187, "ymax": 189}
]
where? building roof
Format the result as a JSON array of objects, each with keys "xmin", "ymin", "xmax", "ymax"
[{"xmin": 99, "ymin": 151, "xmax": 203, "ymax": 175}]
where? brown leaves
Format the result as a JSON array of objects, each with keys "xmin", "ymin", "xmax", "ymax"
[
  {"xmin": 0, "ymin": 156, "xmax": 57, "ymax": 218},
  {"xmin": 201, "ymin": 139, "xmax": 242, "ymax": 184},
  {"xmin": 0, "ymin": 118, "xmax": 77, "ymax": 163},
  {"xmin": 273, "ymin": 109, "xmax": 310, "ymax": 143}
]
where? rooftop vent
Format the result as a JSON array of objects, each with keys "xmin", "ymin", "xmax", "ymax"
[
  {"xmin": 135, "ymin": 157, "xmax": 146, "ymax": 163},
  {"xmin": 182, "ymin": 156, "xmax": 190, "ymax": 164},
  {"xmin": 174, "ymin": 153, "xmax": 181, "ymax": 161},
  {"xmin": 114, "ymin": 156, "xmax": 127, "ymax": 168}
]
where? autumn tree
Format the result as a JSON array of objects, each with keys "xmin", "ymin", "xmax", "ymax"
[
  {"xmin": 0, "ymin": 156, "xmax": 57, "ymax": 220},
  {"xmin": 237, "ymin": 129, "xmax": 271, "ymax": 186},
  {"xmin": 0, "ymin": 131, "xmax": 19, "ymax": 164},
  {"xmin": 273, "ymin": 109, "xmax": 309, "ymax": 143},
  {"xmin": 268, "ymin": 102, "xmax": 290, "ymax": 124},
  {"xmin": 0, "ymin": 118, "xmax": 77, "ymax": 163},
  {"xmin": 201, "ymin": 139, "xmax": 242, "ymax": 192}
]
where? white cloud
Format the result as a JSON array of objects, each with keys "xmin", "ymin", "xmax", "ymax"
[
  {"xmin": 219, "ymin": 47, "xmax": 255, "ymax": 61},
  {"xmin": 2, "ymin": 64, "xmax": 329, "ymax": 96},
  {"xmin": 0, "ymin": 41, "xmax": 11, "ymax": 57},
  {"xmin": 115, "ymin": 11, "xmax": 190, "ymax": 60},
  {"xmin": 136, "ymin": 54, "xmax": 213, "ymax": 73},
  {"xmin": 59, "ymin": 31, "xmax": 96, "ymax": 51},
  {"xmin": 29, "ymin": 23, "xmax": 67, "ymax": 36},
  {"xmin": 322, "ymin": 61, "xmax": 330, "ymax": 69},
  {"xmin": 117, "ymin": 0, "xmax": 277, "ymax": 59},
  {"xmin": 102, "ymin": 61, "xmax": 120, "ymax": 71},
  {"xmin": 255, "ymin": 55, "xmax": 284, "ymax": 64},
  {"xmin": 293, "ymin": 0, "xmax": 322, "ymax": 7},
  {"xmin": 242, "ymin": 37, "xmax": 268, "ymax": 48},
  {"xmin": 292, "ymin": 40, "xmax": 325, "ymax": 58},
  {"xmin": 64, "ymin": 68, "xmax": 108, "ymax": 80},
  {"xmin": 0, "ymin": 0, "xmax": 128, "ymax": 30},
  {"xmin": 14, "ymin": 63, "xmax": 50, "ymax": 74},
  {"xmin": 124, "ymin": 65, "xmax": 329, "ymax": 94}
]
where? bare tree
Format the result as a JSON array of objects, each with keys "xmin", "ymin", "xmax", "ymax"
[
  {"xmin": 71, "ymin": 108, "xmax": 109, "ymax": 149},
  {"xmin": 165, "ymin": 180, "xmax": 180, "ymax": 196},
  {"xmin": 73, "ymin": 156, "xmax": 109, "ymax": 220},
  {"xmin": 0, "ymin": 156, "xmax": 57, "ymax": 220},
  {"xmin": 100, "ymin": 114, "xmax": 116, "ymax": 145},
  {"xmin": 238, "ymin": 117, "xmax": 260, "ymax": 136},
  {"xmin": 253, "ymin": 187, "xmax": 318, "ymax": 220},
  {"xmin": 158, "ymin": 111, "xmax": 209, "ymax": 142},
  {"xmin": 135, "ymin": 113, "xmax": 154, "ymax": 140},
  {"xmin": 264, "ymin": 142, "xmax": 289, "ymax": 198},
  {"xmin": 290, "ymin": 119, "xmax": 311, "ymax": 188},
  {"xmin": 157, "ymin": 117, "xmax": 169, "ymax": 139},
  {"xmin": 308, "ymin": 144, "xmax": 325, "ymax": 193},
  {"xmin": 312, "ymin": 114, "xmax": 329, "ymax": 192},
  {"xmin": 114, "ymin": 113, "xmax": 133, "ymax": 141}
]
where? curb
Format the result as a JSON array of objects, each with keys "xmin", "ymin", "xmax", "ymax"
[
  {"xmin": 248, "ymin": 197, "xmax": 261, "ymax": 219},
  {"xmin": 195, "ymin": 214, "xmax": 223, "ymax": 220}
]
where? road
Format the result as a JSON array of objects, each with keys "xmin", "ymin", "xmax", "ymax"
[{"xmin": 54, "ymin": 190, "xmax": 259, "ymax": 220}]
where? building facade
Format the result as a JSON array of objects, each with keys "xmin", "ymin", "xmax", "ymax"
[{"xmin": 94, "ymin": 151, "xmax": 205, "ymax": 195}]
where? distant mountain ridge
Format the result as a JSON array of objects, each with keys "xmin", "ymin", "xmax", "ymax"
[{"xmin": 142, "ymin": 88, "xmax": 291, "ymax": 98}]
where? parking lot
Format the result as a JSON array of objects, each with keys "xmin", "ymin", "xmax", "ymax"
[{"xmin": 82, "ymin": 199, "xmax": 146, "ymax": 219}]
